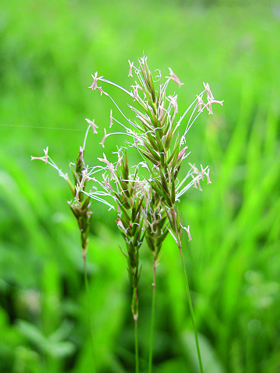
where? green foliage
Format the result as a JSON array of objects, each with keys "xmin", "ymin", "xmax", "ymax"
[{"xmin": 1, "ymin": 1, "xmax": 280, "ymax": 372}]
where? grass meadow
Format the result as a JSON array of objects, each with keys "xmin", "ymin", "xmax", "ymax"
[{"xmin": 0, "ymin": 1, "xmax": 280, "ymax": 372}]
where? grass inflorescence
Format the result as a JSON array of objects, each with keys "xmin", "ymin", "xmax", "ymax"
[{"xmin": 32, "ymin": 55, "xmax": 223, "ymax": 373}]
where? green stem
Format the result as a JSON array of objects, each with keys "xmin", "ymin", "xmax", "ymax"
[
  {"xmin": 83, "ymin": 254, "xmax": 96, "ymax": 373},
  {"xmin": 179, "ymin": 246, "xmax": 204, "ymax": 373},
  {"xmin": 148, "ymin": 257, "xmax": 157, "ymax": 373},
  {"xmin": 135, "ymin": 318, "xmax": 139, "ymax": 373}
]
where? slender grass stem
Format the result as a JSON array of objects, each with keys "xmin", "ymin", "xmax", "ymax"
[
  {"xmin": 148, "ymin": 257, "xmax": 157, "ymax": 373},
  {"xmin": 83, "ymin": 254, "xmax": 96, "ymax": 373},
  {"xmin": 134, "ymin": 318, "xmax": 139, "ymax": 373},
  {"xmin": 179, "ymin": 246, "xmax": 204, "ymax": 373}
]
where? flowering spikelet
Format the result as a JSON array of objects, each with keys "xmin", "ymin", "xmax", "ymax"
[
  {"xmin": 100, "ymin": 150, "xmax": 145, "ymax": 321},
  {"xmin": 68, "ymin": 147, "xmax": 93, "ymax": 257},
  {"xmin": 145, "ymin": 188, "xmax": 169, "ymax": 263},
  {"xmin": 89, "ymin": 55, "xmax": 223, "ymax": 248}
]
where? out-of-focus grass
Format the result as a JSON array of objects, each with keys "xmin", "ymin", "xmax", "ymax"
[{"xmin": 0, "ymin": 0, "xmax": 280, "ymax": 372}]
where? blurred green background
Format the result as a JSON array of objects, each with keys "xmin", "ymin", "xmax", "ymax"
[{"xmin": 1, "ymin": 0, "xmax": 280, "ymax": 372}]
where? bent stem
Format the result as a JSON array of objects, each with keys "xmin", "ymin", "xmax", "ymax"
[
  {"xmin": 148, "ymin": 257, "xmax": 157, "ymax": 373},
  {"xmin": 179, "ymin": 246, "xmax": 204, "ymax": 373},
  {"xmin": 134, "ymin": 318, "xmax": 139, "ymax": 373},
  {"xmin": 131, "ymin": 286, "xmax": 140, "ymax": 373},
  {"xmin": 83, "ymin": 253, "xmax": 96, "ymax": 373}
]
